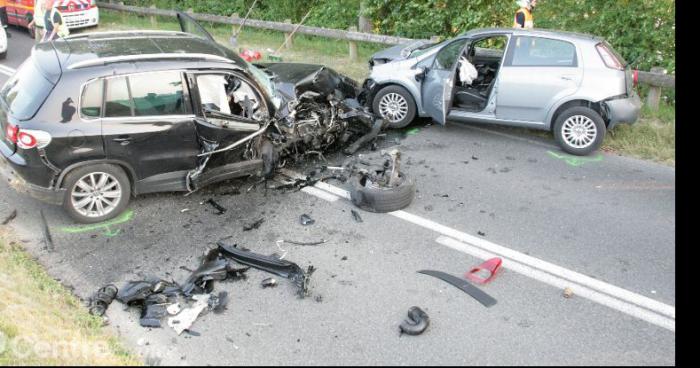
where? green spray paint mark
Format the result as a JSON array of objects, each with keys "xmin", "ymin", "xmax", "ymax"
[
  {"xmin": 547, "ymin": 151, "xmax": 603, "ymax": 167},
  {"xmin": 405, "ymin": 128, "xmax": 421, "ymax": 136},
  {"xmin": 59, "ymin": 209, "xmax": 134, "ymax": 238}
]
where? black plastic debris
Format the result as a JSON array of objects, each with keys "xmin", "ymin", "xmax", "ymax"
[
  {"xmin": 140, "ymin": 299, "xmax": 169, "ymax": 328},
  {"xmin": 1, "ymin": 209, "xmax": 17, "ymax": 225},
  {"xmin": 40, "ymin": 210, "xmax": 54, "ymax": 252},
  {"xmin": 243, "ymin": 218, "xmax": 265, "ymax": 231},
  {"xmin": 180, "ymin": 258, "xmax": 230, "ymax": 296},
  {"xmin": 88, "ymin": 284, "xmax": 118, "ymax": 317},
  {"xmin": 300, "ymin": 214, "xmax": 315, "ymax": 226},
  {"xmin": 261, "ymin": 278, "xmax": 278, "ymax": 288},
  {"xmin": 417, "ymin": 270, "xmax": 497, "ymax": 307},
  {"xmin": 206, "ymin": 198, "xmax": 227, "ymax": 215},
  {"xmin": 478, "ymin": 231, "xmax": 486, "ymax": 236},
  {"xmin": 472, "ymin": 156, "xmax": 479, "ymax": 160},
  {"xmin": 117, "ymin": 281, "xmax": 157, "ymax": 304},
  {"xmin": 351, "ymin": 210, "xmax": 363, "ymax": 223},
  {"xmin": 399, "ymin": 306, "xmax": 430, "ymax": 336},
  {"xmin": 218, "ymin": 242, "xmax": 314, "ymax": 297},
  {"xmin": 209, "ymin": 291, "xmax": 229, "ymax": 314}
]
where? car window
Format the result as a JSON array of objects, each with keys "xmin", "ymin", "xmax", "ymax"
[
  {"xmin": 196, "ymin": 73, "xmax": 267, "ymax": 121},
  {"xmin": 0, "ymin": 59, "xmax": 54, "ymax": 120},
  {"xmin": 129, "ymin": 72, "xmax": 187, "ymax": 116},
  {"xmin": 509, "ymin": 36, "xmax": 577, "ymax": 67},
  {"xmin": 80, "ymin": 79, "xmax": 103, "ymax": 119},
  {"xmin": 434, "ymin": 39, "xmax": 468, "ymax": 70},
  {"xmin": 104, "ymin": 77, "xmax": 132, "ymax": 118}
]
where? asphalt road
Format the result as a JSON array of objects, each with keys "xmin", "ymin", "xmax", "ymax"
[{"xmin": 0, "ymin": 27, "xmax": 675, "ymax": 365}]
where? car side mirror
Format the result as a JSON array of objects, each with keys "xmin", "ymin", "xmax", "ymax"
[{"xmin": 414, "ymin": 67, "xmax": 427, "ymax": 82}]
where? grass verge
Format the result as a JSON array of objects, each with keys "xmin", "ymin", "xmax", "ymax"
[
  {"xmin": 94, "ymin": 9, "xmax": 675, "ymax": 165},
  {"xmin": 0, "ymin": 232, "xmax": 141, "ymax": 365}
]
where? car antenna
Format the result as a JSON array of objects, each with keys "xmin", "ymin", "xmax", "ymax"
[{"xmin": 230, "ymin": 0, "xmax": 259, "ymax": 48}]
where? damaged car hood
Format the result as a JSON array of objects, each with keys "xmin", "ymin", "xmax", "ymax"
[{"xmin": 254, "ymin": 62, "xmax": 360, "ymax": 102}]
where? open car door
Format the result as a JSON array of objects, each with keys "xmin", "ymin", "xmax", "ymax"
[
  {"xmin": 177, "ymin": 11, "xmax": 217, "ymax": 44},
  {"xmin": 420, "ymin": 38, "xmax": 470, "ymax": 125}
]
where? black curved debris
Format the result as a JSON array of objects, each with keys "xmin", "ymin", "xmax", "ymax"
[
  {"xmin": 417, "ymin": 270, "xmax": 497, "ymax": 307},
  {"xmin": 399, "ymin": 306, "xmax": 430, "ymax": 336}
]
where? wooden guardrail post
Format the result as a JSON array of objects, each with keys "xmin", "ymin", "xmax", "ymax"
[
  {"xmin": 646, "ymin": 67, "xmax": 664, "ymax": 111},
  {"xmin": 348, "ymin": 26, "xmax": 358, "ymax": 61},
  {"xmin": 283, "ymin": 19, "xmax": 293, "ymax": 49},
  {"xmin": 231, "ymin": 13, "xmax": 239, "ymax": 35},
  {"xmin": 149, "ymin": 5, "xmax": 157, "ymax": 28}
]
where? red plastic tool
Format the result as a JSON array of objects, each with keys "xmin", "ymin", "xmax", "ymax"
[{"xmin": 464, "ymin": 257, "xmax": 502, "ymax": 284}]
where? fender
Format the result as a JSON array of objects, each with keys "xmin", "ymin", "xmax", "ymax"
[
  {"xmin": 53, "ymin": 159, "xmax": 137, "ymax": 192},
  {"xmin": 545, "ymin": 95, "xmax": 603, "ymax": 130}
]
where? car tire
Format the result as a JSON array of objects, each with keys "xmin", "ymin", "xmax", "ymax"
[
  {"xmin": 349, "ymin": 171, "xmax": 416, "ymax": 213},
  {"xmin": 62, "ymin": 164, "xmax": 131, "ymax": 224},
  {"xmin": 553, "ymin": 106, "xmax": 606, "ymax": 156},
  {"xmin": 372, "ymin": 85, "xmax": 417, "ymax": 129}
]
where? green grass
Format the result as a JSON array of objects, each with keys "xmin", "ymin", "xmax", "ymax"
[
  {"xmin": 0, "ymin": 233, "xmax": 141, "ymax": 365},
  {"xmin": 92, "ymin": 9, "xmax": 675, "ymax": 165}
]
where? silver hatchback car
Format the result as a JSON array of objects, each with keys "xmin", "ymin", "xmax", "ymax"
[{"xmin": 364, "ymin": 28, "xmax": 642, "ymax": 155}]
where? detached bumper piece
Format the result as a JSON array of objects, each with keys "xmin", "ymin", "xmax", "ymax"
[
  {"xmin": 217, "ymin": 242, "xmax": 314, "ymax": 298},
  {"xmin": 604, "ymin": 92, "xmax": 642, "ymax": 129}
]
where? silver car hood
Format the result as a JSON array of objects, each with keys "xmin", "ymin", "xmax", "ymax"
[{"xmin": 370, "ymin": 40, "xmax": 435, "ymax": 63}]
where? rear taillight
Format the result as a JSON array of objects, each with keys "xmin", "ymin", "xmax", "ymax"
[
  {"xmin": 5, "ymin": 124, "xmax": 51, "ymax": 149},
  {"xmin": 5, "ymin": 124, "xmax": 18, "ymax": 143},
  {"xmin": 596, "ymin": 43, "xmax": 624, "ymax": 70}
]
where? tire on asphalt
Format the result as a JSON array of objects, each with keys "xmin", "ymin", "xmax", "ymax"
[
  {"xmin": 349, "ymin": 171, "xmax": 416, "ymax": 213},
  {"xmin": 61, "ymin": 164, "xmax": 132, "ymax": 224},
  {"xmin": 553, "ymin": 106, "xmax": 606, "ymax": 156},
  {"xmin": 372, "ymin": 85, "xmax": 417, "ymax": 129}
]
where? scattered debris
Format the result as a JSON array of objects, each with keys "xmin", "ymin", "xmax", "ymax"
[
  {"xmin": 472, "ymin": 156, "xmax": 479, "ymax": 160},
  {"xmin": 243, "ymin": 218, "xmax": 265, "ymax": 231},
  {"xmin": 167, "ymin": 303, "xmax": 182, "ymax": 316},
  {"xmin": 464, "ymin": 258, "xmax": 502, "ymax": 284},
  {"xmin": 180, "ymin": 208, "xmax": 190, "ymax": 213},
  {"xmin": 399, "ymin": 306, "xmax": 430, "ymax": 336},
  {"xmin": 278, "ymin": 239, "xmax": 327, "ymax": 246},
  {"xmin": 40, "ymin": 210, "xmax": 54, "ymax": 252},
  {"xmin": 1, "ymin": 209, "xmax": 17, "ymax": 225},
  {"xmin": 168, "ymin": 294, "xmax": 211, "ymax": 335},
  {"xmin": 88, "ymin": 284, "xmax": 118, "ymax": 316},
  {"xmin": 563, "ymin": 287, "xmax": 574, "ymax": 299},
  {"xmin": 205, "ymin": 198, "xmax": 227, "ymax": 215},
  {"xmin": 349, "ymin": 149, "xmax": 416, "ymax": 213},
  {"xmin": 261, "ymin": 278, "xmax": 278, "ymax": 288},
  {"xmin": 340, "ymin": 256, "xmax": 348, "ymax": 261},
  {"xmin": 351, "ymin": 210, "xmax": 363, "ymax": 223},
  {"xmin": 418, "ymin": 270, "xmax": 497, "ymax": 307},
  {"xmin": 300, "ymin": 214, "xmax": 315, "ymax": 226},
  {"xmin": 209, "ymin": 291, "xmax": 229, "ymax": 314},
  {"xmin": 218, "ymin": 242, "xmax": 315, "ymax": 297},
  {"xmin": 477, "ymin": 231, "xmax": 486, "ymax": 236}
]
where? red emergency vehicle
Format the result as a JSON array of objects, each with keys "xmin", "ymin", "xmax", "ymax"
[{"xmin": 3, "ymin": 0, "xmax": 98, "ymax": 37}]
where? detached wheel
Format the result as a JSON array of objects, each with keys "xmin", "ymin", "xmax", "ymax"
[
  {"xmin": 372, "ymin": 85, "xmax": 416, "ymax": 129},
  {"xmin": 62, "ymin": 164, "xmax": 131, "ymax": 224},
  {"xmin": 553, "ymin": 106, "xmax": 606, "ymax": 156},
  {"xmin": 349, "ymin": 171, "xmax": 416, "ymax": 213}
]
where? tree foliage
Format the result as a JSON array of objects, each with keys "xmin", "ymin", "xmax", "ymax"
[{"xmin": 121, "ymin": 0, "xmax": 675, "ymax": 73}]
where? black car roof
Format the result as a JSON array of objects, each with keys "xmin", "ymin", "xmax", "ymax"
[{"xmin": 35, "ymin": 31, "xmax": 247, "ymax": 73}]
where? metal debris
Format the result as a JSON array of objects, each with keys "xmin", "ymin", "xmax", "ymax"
[
  {"xmin": 88, "ymin": 284, "xmax": 118, "ymax": 317},
  {"xmin": 300, "ymin": 214, "xmax": 315, "ymax": 226},
  {"xmin": 261, "ymin": 278, "xmax": 278, "ymax": 288},
  {"xmin": 243, "ymin": 218, "xmax": 265, "ymax": 231},
  {"xmin": 205, "ymin": 198, "xmax": 227, "ymax": 215}
]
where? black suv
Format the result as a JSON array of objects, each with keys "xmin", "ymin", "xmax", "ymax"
[{"xmin": 0, "ymin": 14, "xmax": 380, "ymax": 223}]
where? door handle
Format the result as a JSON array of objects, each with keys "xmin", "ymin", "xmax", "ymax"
[{"xmin": 112, "ymin": 137, "xmax": 132, "ymax": 146}]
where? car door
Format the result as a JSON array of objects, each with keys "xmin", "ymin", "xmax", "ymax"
[
  {"xmin": 420, "ymin": 38, "xmax": 469, "ymax": 125},
  {"xmin": 100, "ymin": 71, "xmax": 200, "ymax": 186},
  {"xmin": 496, "ymin": 36, "xmax": 583, "ymax": 124}
]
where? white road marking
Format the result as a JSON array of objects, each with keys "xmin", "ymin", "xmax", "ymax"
[
  {"xmin": 286, "ymin": 172, "xmax": 676, "ymax": 331},
  {"xmin": 436, "ymin": 236, "xmax": 675, "ymax": 331},
  {"xmin": 0, "ymin": 64, "xmax": 15, "ymax": 76}
]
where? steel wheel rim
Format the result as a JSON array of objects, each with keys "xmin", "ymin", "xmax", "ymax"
[
  {"xmin": 71, "ymin": 172, "xmax": 122, "ymax": 218},
  {"xmin": 379, "ymin": 93, "xmax": 409, "ymax": 123},
  {"xmin": 562, "ymin": 115, "xmax": 597, "ymax": 149}
]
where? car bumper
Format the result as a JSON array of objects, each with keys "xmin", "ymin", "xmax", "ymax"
[
  {"xmin": 604, "ymin": 92, "xmax": 642, "ymax": 129},
  {"xmin": 0, "ymin": 148, "xmax": 64, "ymax": 206}
]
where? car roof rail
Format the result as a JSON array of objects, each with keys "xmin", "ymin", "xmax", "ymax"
[
  {"xmin": 62, "ymin": 30, "xmax": 191, "ymax": 40},
  {"xmin": 67, "ymin": 53, "xmax": 235, "ymax": 70}
]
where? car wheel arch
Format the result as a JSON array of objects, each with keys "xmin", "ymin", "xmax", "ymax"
[
  {"xmin": 371, "ymin": 82, "xmax": 421, "ymax": 115},
  {"xmin": 549, "ymin": 99, "xmax": 607, "ymax": 131},
  {"xmin": 55, "ymin": 160, "xmax": 137, "ymax": 195}
]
